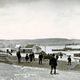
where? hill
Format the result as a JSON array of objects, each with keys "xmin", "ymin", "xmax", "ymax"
[{"xmin": 0, "ymin": 38, "xmax": 80, "ymax": 48}]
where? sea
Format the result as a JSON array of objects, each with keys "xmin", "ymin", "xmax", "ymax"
[{"xmin": 40, "ymin": 45, "xmax": 80, "ymax": 55}]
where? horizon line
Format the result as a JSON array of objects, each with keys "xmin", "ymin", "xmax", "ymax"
[{"xmin": 0, "ymin": 38, "xmax": 80, "ymax": 40}]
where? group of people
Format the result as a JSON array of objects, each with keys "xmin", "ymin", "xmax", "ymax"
[
  {"xmin": 28, "ymin": 53, "xmax": 35, "ymax": 62},
  {"xmin": 16, "ymin": 51, "xmax": 35, "ymax": 63},
  {"xmin": 16, "ymin": 50, "xmax": 71, "ymax": 75},
  {"xmin": 16, "ymin": 50, "xmax": 44, "ymax": 65}
]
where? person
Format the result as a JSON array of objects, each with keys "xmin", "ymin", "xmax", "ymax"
[
  {"xmin": 67, "ymin": 56, "xmax": 71, "ymax": 65},
  {"xmin": 7, "ymin": 49, "xmax": 12, "ymax": 55},
  {"xmin": 56, "ymin": 54, "xmax": 59, "ymax": 60},
  {"xmin": 60, "ymin": 53, "xmax": 63, "ymax": 58},
  {"xmin": 49, "ymin": 54, "xmax": 57, "ymax": 74},
  {"xmin": 17, "ymin": 50, "xmax": 21, "ymax": 63},
  {"xmin": 32, "ymin": 52, "xmax": 35, "ymax": 61},
  {"xmin": 25, "ymin": 54, "xmax": 29, "ymax": 62},
  {"xmin": 39, "ymin": 53, "xmax": 43, "ymax": 65},
  {"xmin": 29, "ymin": 53, "xmax": 33, "ymax": 62}
]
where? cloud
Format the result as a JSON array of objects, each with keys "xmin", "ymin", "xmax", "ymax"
[{"xmin": 0, "ymin": 0, "xmax": 80, "ymax": 39}]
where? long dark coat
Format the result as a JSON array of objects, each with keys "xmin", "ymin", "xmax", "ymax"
[
  {"xmin": 49, "ymin": 57, "xmax": 57, "ymax": 67},
  {"xmin": 17, "ymin": 51, "xmax": 21, "ymax": 59}
]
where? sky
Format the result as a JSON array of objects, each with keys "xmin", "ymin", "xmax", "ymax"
[{"xmin": 0, "ymin": 0, "xmax": 80, "ymax": 39}]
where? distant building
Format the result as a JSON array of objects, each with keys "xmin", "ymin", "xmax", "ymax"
[
  {"xmin": 21, "ymin": 44, "xmax": 42, "ymax": 53},
  {"xmin": 15, "ymin": 44, "xmax": 21, "ymax": 51}
]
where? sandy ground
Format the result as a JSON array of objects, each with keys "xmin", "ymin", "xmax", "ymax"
[{"xmin": 0, "ymin": 63, "xmax": 80, "ymax": 80}]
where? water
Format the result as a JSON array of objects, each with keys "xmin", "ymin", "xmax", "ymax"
[
  {"xmin": 40, "ymin": 45, "xmax": 80, "ymax": 56},
  {"xmin": 1, "ymin": 45, "xmax": 80, "ymax": 57}
]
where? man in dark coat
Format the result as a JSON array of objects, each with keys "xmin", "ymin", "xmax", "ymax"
[
  {"xmin": 67, "ymin": 56, "xmax": 71, "ymax": 65},
  {"xmin": 39, "ymin": 53, "xmax": 43, "ymax": 64},
  {"xmin": 17, "ymin": 51, "xmax": 21, "ymax": 63},
  {"xmin": 25, "ymin": 54, "xmax": 29, "ymax": 62},
  {"xmin": 29, "ymin": 53, "xmax": 33, "ymax": 62},
  {"xmin": 49, "ymin": 54, "xmax": 57, "ymax": 74},
  {"xmin": 32, "ymin": 52, "xmax": 35, "ymax": 61}
]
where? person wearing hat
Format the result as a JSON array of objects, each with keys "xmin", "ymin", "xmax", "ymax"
[
  {"xmin": 67, "ymin": 55, "xmax": 71, "ymax": 65},
  {"xmin": 39, "ymin": 53, "xmax": 43, "ymax": 65},
  {"xmin": 49, "ymin": 53, "xmax": 57, "ymax": 74},
  {"xmin": 16, "ymin": 50, "xmax": 21, "ymax": 63}
]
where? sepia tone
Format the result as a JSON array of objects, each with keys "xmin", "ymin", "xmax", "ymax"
[{"xmin": 0, "ymin": 0, "xmax": 80, "ymax": 80}]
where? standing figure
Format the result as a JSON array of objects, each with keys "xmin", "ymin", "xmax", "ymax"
[
  {"xmin": 67, "ymin": 56, "xmax": 71, "ymax": 65},
  {"xmin": 32, "ymin": 52, "xmax": 35, "ymax": 61},
  {"xmin": 60, "ymin": 53, "xmax": 63, "ymax": 58},
  {"xmin": 17, "ymin": 51, "xmax": 21, "ymax": 63},
  {"xmin": 29, "ymin": 53, "xmax": 33, "ymax": 62},
  {"xmin": 39, "ymin": 53, "xmax": 43, "ymax": 64},
  {"xmin": 25, "ymin": 54, "xmax": 29, "ymax": 62},
  {"xmin": 49, "ymin": 54, "xmax": 57, "ymax": 74},
  {"xmin": 56, "ymin": 54, "xmax": 59, "ymax": 60}
]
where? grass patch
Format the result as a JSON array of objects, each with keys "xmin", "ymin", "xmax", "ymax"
[{"xmin": 6, "ymin": 56, "xmax": 80, "ymax": 71}]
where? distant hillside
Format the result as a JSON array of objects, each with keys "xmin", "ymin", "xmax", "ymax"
[{"xmin": 0, "ymin": 38, "xmax": 80, "ymax": 48}]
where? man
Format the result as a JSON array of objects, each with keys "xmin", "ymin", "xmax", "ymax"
[
  {"xmin": 49, "ymin": 54, "xmax": 57, "ymax": 74},
  {"xmin": 32, "ymin": 52, "xmax": 35, "ymax": 61},
  {"xmin": 17, "ymin": 50, "xmax": 21, "ymax": 63},
  {"xmin": 25, "ymin": 54, "xmax": 29, "ymax": 62},
  {"xmin": 67, "ymin": 56, "xmax": 71, "ymax": 65},
  {"xmin": 39, "ymin": 53, "xmax": 43, "ymax": 64}
]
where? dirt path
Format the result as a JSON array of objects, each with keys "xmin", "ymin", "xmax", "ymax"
[{"xmin": 0, "ymin": 63, "xmax": 80, "ymax": 80}]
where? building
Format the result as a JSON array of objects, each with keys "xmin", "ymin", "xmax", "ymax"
[
  {"xmin": 14, "ymin": 44, "xmax": 21, "ymax": 52},
  {"xmin": 21, "ymin": 44, "xmax": 42, "ymax": 53}
]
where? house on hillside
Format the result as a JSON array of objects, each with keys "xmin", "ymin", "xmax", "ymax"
[
  {"xmin": 11, "ymin": 44, "xmax": 21, "ymax": 53},
  {"xmin": 21, "ymin": 44, "xmax": 42, "ymax": 53},
  {"xmin": 15, "ymin": 44, "xmax": 21, "ymax": 50}
]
